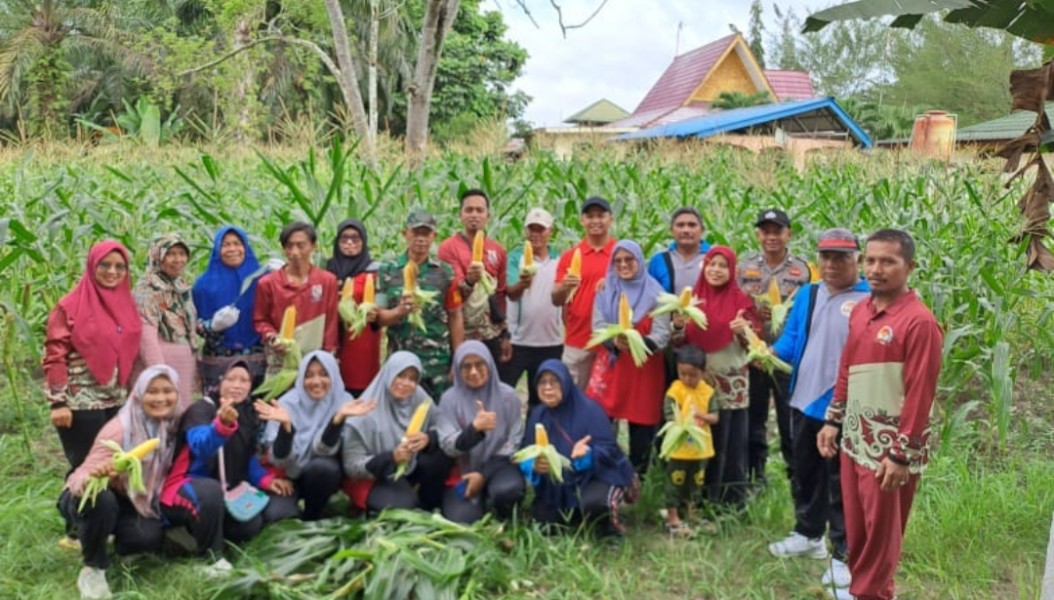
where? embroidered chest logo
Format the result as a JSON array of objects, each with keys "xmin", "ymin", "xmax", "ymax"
[
  {"xmin": 788, "ymin": 268, "xmax": 802, "ymax": 277},
  {"xmin": 876, "ymin": 325, "xmax": 894, "ymax": 345},
  {"xmin": 486, "ymin": 249, "xmax": 498, "ymax": 266},
  {"xmin": 311, "ymin": 284, "xmax": 323, "ymax": 303},
  {"xmin": 841, "ymin": 301, "xmax": 857, "ymax": 317}
]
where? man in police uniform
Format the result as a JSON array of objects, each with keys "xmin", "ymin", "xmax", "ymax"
[
  {"xmin": 375, "ymin": 209, "xmax": 465, "ymax": 399},
  {"xmin": 737, "ymin": 208, "xmax": 812, "ymax": 488}
]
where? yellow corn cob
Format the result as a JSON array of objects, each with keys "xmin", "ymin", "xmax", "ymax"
[
  {"xmin": 279, "ymin": 306, "xmax": 297, "ymax": 341},
  {"xmin": 568, "ymin": 248, "xmax": 582, "ymax": 277},
  {"xmin": 362, "ymin": 274, "xmax": 375, "ymax": 304},
  {"xmin": 341, "ymin": 278, "xmax": 355, "ymax": 301},
  {"xmin": 743, "ymin": 326, "xmax": 766, "ymax": 352},
  {"xmin": 472, "ymin": 231, "xmax": 485, "ymax": 263},
  {"xmin": 523, "ymin": 244, "xmax": 534, "ymax": 267},
  {"xmin": 403, "ymin": 261, "xmax": 417, "ymax": 294},
  {"xmin": 534, "ymin": 423, "xmax": 549, "ymax": 446},
  {"xmin": 679, "ymin": 286, "xmax": 693, "ymax": 308},
  {"xmin": 618, "ymin": 292, "xmax": 633, "ymax": 329},
  {"xmin": 126, "ymin": 438, "xmax": 160, "ymax": 460},
  {"xmin": 404, "ymin": 401, "xmax": 430, "ymax": 438},
  {"xmin": 766, "ymin": 277, "xmax": 782, "ymax": 307}
]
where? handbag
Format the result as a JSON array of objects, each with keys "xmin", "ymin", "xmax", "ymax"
[
  {"xmin": 584, "ymin": 346, "xmax": 614, "ymax": 403},
  {"xmin": 219, "ymin": 446, "xmax": 270, "ymax": 522}
]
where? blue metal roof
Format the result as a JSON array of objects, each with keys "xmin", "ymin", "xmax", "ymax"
[{"xmin": 617, "ymin": 96, "xmax": 873, "ymax": 148}]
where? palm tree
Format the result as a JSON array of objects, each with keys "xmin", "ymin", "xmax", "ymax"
[
  {"xmin": 710, "ymin": 90, "xmax": 773, "ymax": 110},
  {"xmin": 0, "ymin": 0, "xmax": 139, "ymax": 135}
]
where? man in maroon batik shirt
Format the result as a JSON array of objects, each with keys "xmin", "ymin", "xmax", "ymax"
[{"xmin": 818, "ymin": 229, "xmax": 942, "ymax": 600}]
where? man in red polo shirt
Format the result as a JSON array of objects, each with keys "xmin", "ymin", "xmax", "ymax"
[
  {"xmin": 818, "ymin": 229, "xmax": 942, "ymax": 600},
  {"xmin": 551, "ymin": 196, "xmax": 616, "ymax": 388}
]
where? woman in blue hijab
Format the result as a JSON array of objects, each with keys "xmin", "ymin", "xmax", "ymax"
[
  {"xmin": 193, "ymin": 226, "xmax": 266, "ymax": 392},
  {"xmin": 520, "ymin": 359, "xmax": 638, "ymax": 536}
]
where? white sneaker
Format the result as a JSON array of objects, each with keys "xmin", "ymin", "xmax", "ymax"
[
  {"xmin": 203, "ymin": 557, "xmax": 234, "ymax": 579},
  {"xmin": 822, "ymin": 558, "xmax": 852, "ymax": 588},
  {"xmin": 77, "ymin": 566, "xmax": 112, "ymax": 600},
  {"xmin": 825, "ymin": 587, "xmax": 854, "ymax": 600},
  {"xmin": 768, "ymin": 532, "xmax": 829, "ymax": 559}
]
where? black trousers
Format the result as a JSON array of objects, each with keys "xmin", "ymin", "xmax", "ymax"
[
  {"xmin": 442, "ymin": 462, "xmax": 525, "ymax": 524},
  {"xmin": 530, "ymin": 480, "xmax": 614, "ymax": 527},
  {"xmin": 223, "ymin": 491, "xmax": 300, "ymax": 544},
  {"xmin": 747, "ymin": 367, "xmax": 793, "ymax": 482},
  {"xmin": 628, "ymin": 422, "xmax": 657, "ymax": 476},
  {"xmin": 56, "ymin": 406, "xmax": 119, "ymax": 536},
  {"xmin": 62, "ymin": 489, "xmax": 164, "ymax": 570},
  {"xmin": 499, "ymin": 344, "xmax": 564, "ymax": 409},
  {"xmin": 160, "ymin": 478, "xmax": 226, "ymax": 558},
  {"xmin": 57, "ymin": 407, "xmax": 120, "ymax": 472},
  {"xmin": 704, "ymin": 407, "xmax": 749, "ymax": 508},
  {"xmin": 790, "ymin": 409, "xmax": 847, "ymax": 561},
  {"xmin": 297, "ymin": 457, "xmax": 343, "ymax": 521},
  {"xmin": 366, "ymin": 448, "xmax": 452, "ymax": 513}
]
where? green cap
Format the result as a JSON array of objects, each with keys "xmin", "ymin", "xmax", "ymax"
[{"xmin": 406, "ymin": 209, "xmax": 437, "ymax": 231}]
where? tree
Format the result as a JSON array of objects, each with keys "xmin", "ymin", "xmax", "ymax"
[
  {"xmin": 886, "ymin": 18, "xmax": 1024, "ymax": 126},
  {"xmin": 0, "ymin": 0, "xmax": 142, "ymax": 135},
  {"xmin": 710, "ymin": 90, "xmax": 772, "ymax": 110},
  {"xmin": 768, "ymin": 5, "xmax": 801, "ymax": 71},
  {"xmin": 747, "ymin": 0, "xmax": 764, "ymax": 68},
  {"xmin": 404, "ymin": 0, "xmax": 460, "ymax": 158}
]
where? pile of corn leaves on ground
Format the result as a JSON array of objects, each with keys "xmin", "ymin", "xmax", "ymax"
[{"xmin": 213, "ymin": 510, "xmax": 516, "ymax": 599}]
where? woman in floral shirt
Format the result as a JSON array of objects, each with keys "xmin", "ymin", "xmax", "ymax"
[{"xmin": 135, "ymin": 234, "xmax": 199, "ymax": 410}]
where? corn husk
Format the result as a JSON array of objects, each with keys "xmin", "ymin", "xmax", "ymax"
[
  {"xmin": 512, "ymin": 424, "xmax": 572, "ymax": 483},
  {"xmin": 339, "ymin": 275, "xmax": 377, "ymax": 338},
  {"xmin": 519, "ymin": 244, "xmax": 537, "ymax": 277},
  {"xmin": 657, "ymin": 407, "xmax": 712, "ymax": 460},
  {"xmin": 585, "ymin": 292, "xmax": 651, "ymax": 366},
  {"xmin": 78, "ymin": 438, "xmax": 160, "ymax": 511},
  {"xmin": 393, "ymin": 401, "xmax": 433, "ymax": 480},
  {"xmin": 650, "ymin": 286, "xmax": 708, "ymax": 329},
  {"xmin": 402, "ymin": 261, "xmax": 439, "ymax": 332},
  {"xmin": 752, "ymin": 279, "xmax": 797, "ymax": 335},
  {"xmin": 743, "ymin": 327, "xmax": 793, "ymax": 375}
]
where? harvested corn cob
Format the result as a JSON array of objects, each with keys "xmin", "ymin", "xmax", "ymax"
[
  {"xmin": 650, "ymin": 286, "xmax": 708, "ymax": 329},
  {"xmin": 585, "ymin": 292, "xmax": 651, "ymax": 366},
  {"xmin": 78, "ymin": 438, "xmax": 160, "ymax": 511},
  {"xmin": 393, "ymin": 400, "xmax": 432, "ymax": 480},
  {"xmin": 512, "ymin": 423, "xmax": 572, "ymax": 483}
]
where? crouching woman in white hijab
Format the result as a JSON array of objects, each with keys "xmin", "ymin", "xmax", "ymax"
[{"xmin": 316, "ymin": 351, "xmax": 452, "ymax": 513}]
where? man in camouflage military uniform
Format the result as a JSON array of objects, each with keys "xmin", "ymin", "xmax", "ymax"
[
  {"xmin": 737, "ymin": 208, "xmax": 813, "ymax": 487},
  {"xmin": 375, "ymin": 209, "xmax": 465, "ymax": 399}
]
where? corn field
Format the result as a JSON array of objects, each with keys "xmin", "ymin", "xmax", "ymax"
[{"xmin": 1, "ymin": 143, "xmax": 1051, "ymax": 452}]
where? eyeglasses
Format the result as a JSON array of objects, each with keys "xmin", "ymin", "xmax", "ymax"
[
  {"xmin": 459, "ymin": 360, "xmax": 488, "ymax": 373},
  {"xmin": 613, "ymin": 257, "xmax": 637, "ymax": 265},
  {"xmin": 96, "ymin": 261, "xmax": 128, "ymax": 272},
  {"xmin": 536, "ymin": 377, "xmax": 560, "ymax": 388},
  {"xmin": 339, "ymin": 234, "xmax": 363, "ymax": 244}
]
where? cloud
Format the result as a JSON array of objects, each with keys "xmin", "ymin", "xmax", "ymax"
[{"xmin": 499, "ymin": 0, "xmax": 829, "ymax": 125}]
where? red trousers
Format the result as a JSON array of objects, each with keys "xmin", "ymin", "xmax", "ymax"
[{"xmin": 841, "ymin": 452, "xmax": 918, "ymax": 600}]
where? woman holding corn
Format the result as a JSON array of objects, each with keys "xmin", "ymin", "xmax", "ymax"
[
  {"xmin": 316, "ymin": 351, "xmax": 451, "ymax": 513},
  {"xmin": 590, "ymin": 240, "xmax": 670, "ymax": 474},
  {"xmin": 61, "ymin": 366, "xmax": 181, "ymax": 600},
  {"xmin": 255, "ymin": 351, "xmax": 375, "ymax": 520},
  {"xmin": 436, "ymin": 341, "xmax": 525, "ymax": 524},
  {"xmin": 682, "ymin": 245, "xmax": 761, "ymax": 509},
  {"xmin": 520, "ymin": 360, "xmax": 637, "ymax": 536},
  {"xmin": 326, "ymin": 219, "xmax": 381, "ymax": 395},
  {"xmin": 192, "ymin": 225, "xmax": 267, "ymax": 394},
  {"xmin": 135, "ymin": 234, "xmax": 199, "ymax": 410}
]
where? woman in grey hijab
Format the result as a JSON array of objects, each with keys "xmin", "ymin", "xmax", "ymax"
[
  {"xmin": 256, "ymin": 351, "xmax": 374, "ymax": 520},
  {"xmin": 436, "ymin": 341, "xmax": 525, "ymax": 523},
  {"xmin": 316, "ymin": 351, "xmax": 452, "ymax": 513}
]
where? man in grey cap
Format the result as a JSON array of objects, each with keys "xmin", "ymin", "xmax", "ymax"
[
  {"xmin": 375, "ymin": 208, "xmax": 465, "ymax": 399},
  {"xmin": 766, "ymin": 228, "xmax": 869, "ymax": 599},
  {"xmin": 501, "ymin": 207, "xmax": 564, "ymax": 408},
  {"xmin": 737, "ymin": 208, "xmax": 813, "ymax": 487}
]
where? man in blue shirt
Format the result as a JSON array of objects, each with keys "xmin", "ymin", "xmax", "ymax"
[{"xmin": 766, "ymin": 228, "xmax": 870, "ymax": 600}]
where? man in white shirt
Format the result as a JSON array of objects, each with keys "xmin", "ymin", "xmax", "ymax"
[{"xmin": 501, "ymin": 208, "xmax": 564, "ymax": 408}]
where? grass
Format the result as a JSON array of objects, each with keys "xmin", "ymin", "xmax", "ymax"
[{"xmin": 2, "ymin": 410, "xmax": 1051, "ymax": 599}]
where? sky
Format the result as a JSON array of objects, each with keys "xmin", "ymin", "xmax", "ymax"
[{"xmin": 497, "ymin": 0, "xmax": 831, "ymax": 126}]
